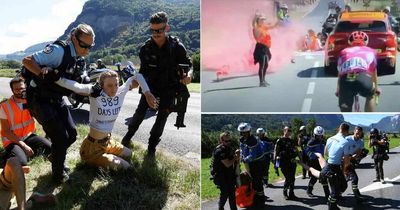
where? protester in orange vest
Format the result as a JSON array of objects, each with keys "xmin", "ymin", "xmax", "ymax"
[
  {"xmin": 304, "ymin": 29, "xmax": 323, "ymax": 51},
  {"xmin": 252, "ymin": 14, "xmax": 279, "ymax": 87},
  {"xmin": 235, "ymin": 171, "xmax": 255, "ymax": 208},
  {"xmin": 0, "ymin": 77, "xmax": 51, "ymax": 166}
]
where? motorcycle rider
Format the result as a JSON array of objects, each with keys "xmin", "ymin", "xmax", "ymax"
[
  {"xmin": 239, "ymin": 123, "xmax": 267, "ymax": 207},
  {"xmin": 336, "ymin": 31, "xmax": 379, "ymax": 112},
  {"xmin": 22, "ymin": 23, "xmax": 95, "ymax": 184},
  {"xmin": 305, "ymin": 126, "xmax": 330, "ymax": 200},
  {"xmin": 383, "ymin": 6, "xmax": 398, "ymax": 27},
  {"xmin": 277, "ymin": 3, "xmax": 289, "ymax": 23}
]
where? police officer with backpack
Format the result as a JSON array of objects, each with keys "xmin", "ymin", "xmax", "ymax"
[
  {"xmin": 369, "ymin": 128, "xmax": 388, "ymax": 183},
  {"xmin": 298, "ymin": 125, "xmax": 311, "ymax": 179},
  {"xmin": 121, "ymin": 11, "xmax": 193, "ymax": 156},
  {"xmin": 22, "ymin": 24, "xmax": 95, "ymax": 184},
  {"xmin": 210, "ymin": 131, "xmax": 239, "ymax": 210}
]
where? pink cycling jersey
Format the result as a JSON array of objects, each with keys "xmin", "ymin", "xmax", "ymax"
[{"xmin": 337, "ymin": 46, "xmax": 377, "ymax": 76}]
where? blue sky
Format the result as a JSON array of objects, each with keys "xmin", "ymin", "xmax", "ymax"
[
  {"xmin": 0, "ymin": 0, "xmax": 87, "ymax": 54},
  {"xmin": 343, "ymin": 114, "xmax": 395, "ymax": 126}
]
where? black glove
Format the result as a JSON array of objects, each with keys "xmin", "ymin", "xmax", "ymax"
[
  {"xmin": 39, "ymin": 68, "xmax": 60, "ymax": 82},
  {"xmin": 90, "ymin": 82, "xmax": 102, "ymax": 98}
]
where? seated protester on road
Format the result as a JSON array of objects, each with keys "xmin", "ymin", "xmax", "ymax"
[
  {"xmin": 0, "ymin": 77, "xmax": 51, "ymax": 166},
  {"xmin": 344, "ymin": 126, "xmax": 366, "ymax": 203},
  {"xmin": 304, "ymin": 30, "xmax": 323, "ymax": 51},
  {"xmin": 210, "ymin": 131, "xmax": 239, "ymax": 210},
  {"xmin": 305, "ymin": 126, "xmax": 330, "ymax": 200},
  {"xmin": 239, "ymin": 122, "xmax": 267, "ymax": 207},
  {"xmin": 54, "ymin": 70, "xmax": 157, "ymax": 170},
  {"xmin": 336, "ymin": 31, "xmax": 378, "ymax": 112},
  {"xmin": 369, "ymin": 128, "xmax": 388, "ymax": 183}
]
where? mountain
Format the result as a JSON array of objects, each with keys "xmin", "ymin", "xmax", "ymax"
[
  {"xmin": 201, "ymin": 114, "xmax": 346, "ymax": 133},
  {"xmin": 371, "ymin": 114, "xmax": 400, "ymax": 132},
  {"xmin": 59, "ymin": 0, "xmax": 200, "ymax": 62},
  {"xmin": 4, "ymin": 41, "xmax": 51, "ymax": 62}
]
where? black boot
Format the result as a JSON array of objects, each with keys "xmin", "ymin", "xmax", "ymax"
[
  {"xmin": 328, "ymin": 201, "xmax": 341, "ymax": 210},
  {"xmin": 283, "ymin": 189, "xmax": 289, "ymax": 200},
  {"xmin": 353, "ymin": 188, "xmax": 365, "ymax": 203},
  {"xmin": 288, "ymin": 189, "xmax": 298, "ymax": 200},
  {"xmin": 307, "ymin": 186, "xmax": 315, "ymax": 197}
]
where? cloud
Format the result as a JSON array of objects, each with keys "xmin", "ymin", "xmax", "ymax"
[{"xmin": 0, "ymin": 0, "xmax": 87, "ymax": 54}]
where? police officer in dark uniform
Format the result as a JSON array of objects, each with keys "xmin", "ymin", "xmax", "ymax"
[
  {"xmin": 121, "ymin": 11, "xmax": 193, "ymax": 156},
  {"xmin": 96, "ymin": 59, "xmax": 106, "ymax": 69},
  {"xmin": 369, "ymin": 128, "xmax": 388, "ymax": 183},
  {"xmin": 298, "ymin": 125, "xmax": 310, "ymax": 179},
  {"xmin": 275, "ymin": 126, "xmax": 299, "ymax": 200},
  {"xmin": 22, "ymin": 24, "xmax": 95, "ymax": 183},
  {"xmin": 239, "ymin": 123, "xmax": 267, "ymax": 207},
  {"xmin": 256, "ymin": 127, "xmax": 274, "ymax": 188},
  {"xmin": 210, "ymin": 131, "xmax": 239, "ymax": 210},
  {"xmin": 305, "ymin": 126, "xmax": 330, "ymax": 199}
]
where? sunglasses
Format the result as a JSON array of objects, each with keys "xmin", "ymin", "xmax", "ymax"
[
  {"xmin": 76, "ymin": 37, "xmax": 95, "ymax": 49},
  {"xmin": 149, "ymin": 26, "xmax": 166, "ymax": 34}
]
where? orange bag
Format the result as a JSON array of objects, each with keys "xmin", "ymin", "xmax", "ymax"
[{"xmin": 235, "ymin": 183, "xmax": 254, "ymax": 208}]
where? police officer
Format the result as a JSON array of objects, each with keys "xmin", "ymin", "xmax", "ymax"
[
  {"xmin": 298, "ymin": 125, "xmax": 310, "ymax": 179},
  {"xmin": 322, "ymin": 123, "xmax": 352, "ymax": 210},
  {"xmin": 239, "ymin": 123, "xmax": 267, "ymax": 207},
  {"xmin": 256, "ymin": 127, "xmax": 274, "ymax": 188},
  {"xmin": 275, "ymin": 126, "xmax": 299, "ymax": 200},
  {"xmin": 22, "ymin": 24, "xmax": 95, "ymax": 183},
  {"xmin": 121, "ymin": 11, "xmax": 193, "ymax": 156},
  {"xmin": 369, "ymin": 128, "xmax": 387, "ymax": 183},
  {"xmin": 96, "ymin": 59, "xmax": 106, "ymax": 69},
  {"xmin": 210, "ymin": 131, "xmax": 239, "ymax": 210},
  {"xmin": 305, "ymin": 126, "xmax": 330, "ymax": 199},
  {"xmin": 344, "ymin": 126, "xmax": 366, "ymax": 203}
]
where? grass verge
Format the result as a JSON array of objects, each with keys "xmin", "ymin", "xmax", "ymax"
[
  {"xmin": 0, "ymin": 68, "xmax": 17, "ymax": 78},
  {"xmin": 201, "ymin": 136, "xmax": 400, "ymax": 201},
  {"xmin": 2, "ymin": 123, "xmax": 199, "ymax": 210}
]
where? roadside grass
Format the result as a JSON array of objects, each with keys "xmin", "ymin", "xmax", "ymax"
[
  {"xmin": 187, "ymin": 83, "xmax": 200, "ymax": 93},
  {"xmin": 0, "ymin": 68, "xmax": 17, "ymax": 78},
  {"xmin": 201, "ymin": 136, "xmax": 400, "ymax": 201},
  {"xmin": 3, "ymin": 123, "xmax": 199, "ymax": 210}
]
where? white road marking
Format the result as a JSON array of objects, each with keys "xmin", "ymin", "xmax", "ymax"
[
  {"xmin": 306, "ymin": 82, "xmax": 316, "ymax": 95},
  {"xmin": 360, "ymin": 174, "xmax": 400, "ymax": 193},
  {"xmin": 301, "ymin": 98, "xmax": 312, "ymax": 112}
]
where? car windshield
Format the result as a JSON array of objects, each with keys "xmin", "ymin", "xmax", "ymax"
[{"xmin": 335, "ymin": 21, "xmax": 387, "ymax": 32}]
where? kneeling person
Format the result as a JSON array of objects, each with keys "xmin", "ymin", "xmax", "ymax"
[{"xmin": 55, "ymin": 70, "xmax": 157, "ymax": 170}]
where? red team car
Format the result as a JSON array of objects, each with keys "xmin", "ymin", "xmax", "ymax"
[{"xmin": 325, "ymin": 11, "xmax": 397, "ymax": 75}]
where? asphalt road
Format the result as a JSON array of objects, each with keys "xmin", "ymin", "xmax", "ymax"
[
  {"xmin": 201, "ymin": 0, "xmax": 400, "ymax": 112},
  {"xmin": 0, "ymin": 77, "xmax": 201, "ymax": 164},
  {"xmin": 202, "ymin": 146, "xmax": 400, "ymax": 210}
]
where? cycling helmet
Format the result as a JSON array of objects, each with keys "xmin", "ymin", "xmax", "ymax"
[
  {"xmin": 370, "ymin": 128, "xmax": 379, "ymax": 135},
  {"xmin": 348, "ymin": 31, "xmax": 369, "ymax": 46},
  {"xmin": 280, "ymin": 4, "xmax": 288, "ymax": 9},
  {"xmin": 299, "ymin": 126, "xmax": 306, "ymax": 131},
  {"xmin": 313, "ymin": 126, "xmax": 325, "ymax": 136},
  {"xmin": 383, "ymin": 6, "xmax": 391, "ymax": 13},
  {"xmin": 97, "ymin": 59, "xmax": 103, "ymax": 63},
  {"xmin": 256, "ymin": 128, "xmax": 266, "ymax": 134},
  {"xmin": 238, "ymin": 123, "xmax": 252, "ymax": 132}
]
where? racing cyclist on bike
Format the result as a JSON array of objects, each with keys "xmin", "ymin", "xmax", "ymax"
[{"xmin": 336, "ymin": 31, "xmax": 379, "ymax": 112}]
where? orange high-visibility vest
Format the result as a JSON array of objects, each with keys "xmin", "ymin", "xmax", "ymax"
[
  {"xmin": 254, "ymin": 28, "xmax": 272, "ymax": 48},
  {"xmin": 0, "ymin": 98, "xmax": 35, "ymax": 148},
  {"xmin": 235, "ymin": 184, "xmax": 255, "ymax": 208},
  {"xmin": 309, "ymin": 35, "xmax": 319, "ymax": 51}
]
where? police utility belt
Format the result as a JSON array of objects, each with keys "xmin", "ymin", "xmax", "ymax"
[{"xmin": 29, "ymin": 80, "xmax": 63, "ymax": 103}]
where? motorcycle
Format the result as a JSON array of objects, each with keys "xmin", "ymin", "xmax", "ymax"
[{"xmin": 320, "ymin": 15, "xmax": 337, "ymax": 47}]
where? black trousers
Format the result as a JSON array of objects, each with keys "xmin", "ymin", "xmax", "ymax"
[
  {"xmin": 322, "ymin": 164, "xmax": 346, "ymax": 204},
  {"xmin": 5, "ymin": 134, "xmax": 51, "ymax": 166},
  {"xmin": 281, "ymin": 161, "xmax": 297, "ymax": 193},
  {"xmin": 374, "ymin": 158, "xmax": 384, "ymax": 180},
  {"xmin": 27, "ymin": 94, "xmax": 77, "ymax": 177},
  {"xmin": 122, "ymin": 93, "xmax": 173, "ymax": 150},
  {"xmin": 254, "ymin": 43, "xmax": 272, "ymax": 83},
  {"xmin": 215, "ymin": 175, "xmax": 237, "ymax": 210}
]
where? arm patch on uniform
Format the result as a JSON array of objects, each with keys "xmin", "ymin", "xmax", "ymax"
[{"xmin": 43, "ymin": 45, "xmax": 54, "ymax": 54}]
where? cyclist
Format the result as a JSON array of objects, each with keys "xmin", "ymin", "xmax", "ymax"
[{"xmin": 336, "ymin": 31, "xmax": 379, "ymax": 112}]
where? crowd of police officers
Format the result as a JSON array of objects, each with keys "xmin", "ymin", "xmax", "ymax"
[{"xmin": 211, "ymin": 122, "xmax": 390, "ymax": 210}]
